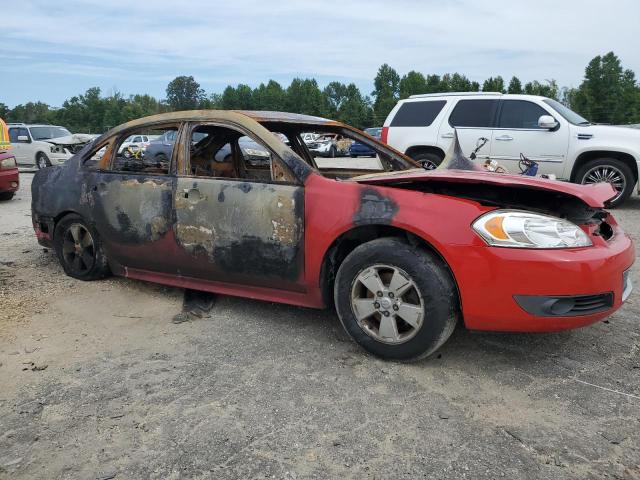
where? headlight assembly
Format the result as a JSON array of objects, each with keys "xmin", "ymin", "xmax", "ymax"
[
  {"xmin": 244, "ymin": 148, "xmax": 270, "ymax": 157},
  {"xmin": 472, "ymin": 210, "xmax": 592, "ymax": 249}
]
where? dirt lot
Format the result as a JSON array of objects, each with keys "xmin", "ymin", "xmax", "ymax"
[{"xmin": 1, "ymin": 173, "xmax": 639, "ymax": 480}]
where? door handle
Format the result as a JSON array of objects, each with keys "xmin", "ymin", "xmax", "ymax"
[
  {"xmin": 441, "ymin": 133, "xmax": 454, "ymax": 139},
  {"xmin": 183, "ymin": 187, "xmax": 204, "ymax": 202},
  {"xmin": 495, "ymin": 135, "xmax": 513, "ymax": 141}
]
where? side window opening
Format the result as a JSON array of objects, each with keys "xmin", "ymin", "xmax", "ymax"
[
  {"xmin": 112, "ymin": 126, "xmax": 178, "ymax": 175},
  {"xmin": 83, "ymin": 141, "xmax": 112, "ymax": 170},
  {"xmin": 188, "ymin": 124, "xmax": 293, "ymax": 183}
]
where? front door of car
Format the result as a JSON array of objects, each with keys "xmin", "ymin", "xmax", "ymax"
[
  {"xmin": 489, "ymin": 99, "xmax": 569, "ymax": 178},
  {"xmin": 173, "ymin": 124, "xmax": 305, "ymax": 291},
  {"xmin": 438, "ymin": 98, "xmax": 499, "ymax": 162},
  {"xmin": 86, "ymin": 125, "xmax": 181, "ymax": 274}
]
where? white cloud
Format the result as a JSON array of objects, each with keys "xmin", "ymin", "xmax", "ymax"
[{"xmin": 3, "ymin": 0, "xmax": 639, "ymax": 105}]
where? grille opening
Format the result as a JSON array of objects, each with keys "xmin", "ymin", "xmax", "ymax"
[{"xmin": 594, "ymin": 221, "xmax": 614, "ymax": 241}]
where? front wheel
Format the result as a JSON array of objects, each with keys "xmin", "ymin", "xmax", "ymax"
[
  {"xmin": 54, "ymin": 214, "xmax": 110, "ymax": 280},
  {"xmin": 576, "ymin": 158, "xmax": 634, "ymax": 207},
  {"xmin": 36, "ymin": 153, "xmax": 51, "ymax": 170},
  {"xmin": 334, "ymin": 238, "xmax": 458, "ymax": 361},
  {"xmin": 411, "ymin": 152, "xmax": 442, "ymax": 170},
  {"xmin": 0, "ymin": 191, "xmax": 15, "ymax": 201}
]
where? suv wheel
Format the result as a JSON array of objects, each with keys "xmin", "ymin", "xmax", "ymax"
[
  {"xmin": 576, "ymin": 158, "xmax": 634, "ymax": 207},
  {"xmin": 334, "ymin": 238, "xmax": 458, "ymax": 361},
  {"xmin": 36, "ymin": 153, "xmax": 51, "ymax": 170},
  {"xmin": 411, "ymin": 152, "xmax": 442, "ymax": 170}
]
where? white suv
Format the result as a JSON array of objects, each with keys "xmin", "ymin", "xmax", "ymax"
[
  {"xmin": 382, "ymin": 92, "xmax": 640, "ymax": 206},
  {"xmin": 8, "ymin": 124, "xmax": 75, "ymax": 169}
]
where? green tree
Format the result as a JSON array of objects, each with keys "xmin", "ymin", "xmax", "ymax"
[
  {"xmin": 323, "ymin": 81, "xmax": 349, "ymax": 117},
  {"xmin": 372, "ymin": 64, "xmax": 400, "ymax": 124},
  {"xmin": 252, "ymin": 80, "xmax": 286, "ymax": 111},
  {"xmin": 399, "ymin": 71, "xmax": 427, "ymax": 99},
  {"xmin": 336, "ymin": 84, "xmax": 372, "ymax": 128},
  {"xmin": 286, "ymin": 78, "xmax": 328, "ymax": 116},
  {"xmin": 523, "ymin": 79, "xmax": 558, "ymax": 100},
  {"xmin": 507, "ymin": 76, "xmax": 523, "ymax": 94},
  {"xmin": 482, "ymin": 76, "xmax": 506, "ymax": 93},
  {"xmin": 5, "ymin": 102, "xmax": 53, "ymax": 124},
  {"xmin": 571, "ymin": 52, "xmax": 639, "ymax": 124},
  {"xmin": 165, "ymin": 76, "xmax": 205, "ymax": 111}
]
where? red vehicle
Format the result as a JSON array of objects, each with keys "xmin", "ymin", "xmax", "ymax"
[
  {"xmin": 31, "ymin": 111, "xmax": 634, "ymax": 360},
  {"xmin": 0, "ymin": 150, "xmax": 19, "ymax": 200}
]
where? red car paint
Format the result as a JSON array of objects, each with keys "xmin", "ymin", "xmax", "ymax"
[
  {"xmin": 0, "ymin": 151, "xmax": 19, "ymax": 195},
  {"xmin": 304, "ymin": 172, "xmax": 634, "ymax": 332}
]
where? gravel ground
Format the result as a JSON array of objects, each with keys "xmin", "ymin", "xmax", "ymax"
[{"xmin": 0, "ymin": 173, "xmax": 639, "ymax": 480}]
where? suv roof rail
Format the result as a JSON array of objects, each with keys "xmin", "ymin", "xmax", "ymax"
[
  {"xmin": 7, "ymin": 122, "xmax": 25, "ymax": 125},
  {"xmin": 408, "ymin": 91, "xmax": 503, "ymax": 99}
]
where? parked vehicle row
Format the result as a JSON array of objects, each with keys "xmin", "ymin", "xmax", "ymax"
[{"xmin": 381, "ymin": 92, "xmax": 640, "ymax": 207}]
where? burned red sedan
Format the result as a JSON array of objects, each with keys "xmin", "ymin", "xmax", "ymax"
[{"xmin": 31, "ymin": 111, "xmax": 634, "ymax": 360}]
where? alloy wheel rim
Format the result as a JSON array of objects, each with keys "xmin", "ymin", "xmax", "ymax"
[
  {"xmin": 350, "ymin": 264, "xmax": 425, "ymax": 345},
  {"xmin": 38, "ymin": 157, "xmax": 47, "ymax": 168},
  {"xmin": 581, "ymin": 165, "xmax": 625, "ymax": 201},
  {"xmin": 422, "ymin": 160, "xmax": 438, "ymax": 170},
  {"xmin": 62, "ymin": 223, "xmax": 95, "ymax": 274}
]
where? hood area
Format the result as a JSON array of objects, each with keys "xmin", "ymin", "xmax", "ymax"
[
  {"xmin": 351, "ymin": 131, "xmax": 617, "ymax": 224},
  {"xmin": 45, "ymin": 133, "xmax": 97, "ymax": 146}
]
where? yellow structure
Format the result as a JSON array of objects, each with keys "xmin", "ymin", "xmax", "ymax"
[{"xmin": 0, "ymin": 118, "xmax": 11, "ymax": 150}]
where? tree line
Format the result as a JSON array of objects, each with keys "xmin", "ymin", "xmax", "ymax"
[{"xmin": 1, "ymin": 51, "xmax": 638, "ymax": 133}]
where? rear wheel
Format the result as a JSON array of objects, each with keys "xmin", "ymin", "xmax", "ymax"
[
  {"xmin": 54, "ymin": 214, "xmax": 110, "ymax": 280},
  {"xmin": 411, "ymin": 152, "xmax": 442, "ymax": 170},
  {"xmin": 36, "ymin": 153, "xmax": 51, "ymax": 170},
  {"xmin": 334, "ymin": 238, "xmax": 458, "ymax": 361},
  {"xmin": 576, "ymin": 158, "xmax": 634, "ymax": 207},
  {"xmin": 329, "ymin": 146, "xmax": 336, "ymax": 158},
  {"xmin": 0, "ymin": 192, "xmax": 15, "ymax": 201}
]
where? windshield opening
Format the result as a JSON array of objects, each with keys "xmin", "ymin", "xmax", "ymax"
[
  {"xmin": 259, "ymin": 122, "xmax": 419, "ymax": 179},
  {"xmin": 543, "ymin": 99, "xmax": 590, "ymax": 125},
  {"xmin": 29, "ymin": 126, "xmax": 72, "ymax": 140}
]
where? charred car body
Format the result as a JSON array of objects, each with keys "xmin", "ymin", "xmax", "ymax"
[{"xmin": 31, "ymin": 110, "xmax": 634, "ymax": 360}]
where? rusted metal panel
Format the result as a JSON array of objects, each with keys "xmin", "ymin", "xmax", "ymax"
[{"xmin": 173, "ymin": 177, "xmax": 305, "ymax": 289}]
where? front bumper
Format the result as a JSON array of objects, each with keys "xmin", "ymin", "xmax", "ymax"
[
  {"xmin": 448, "ymin": 216, "xmax": 635, "ymax": 332},
  {"xmin": 49, "ymin": 153, "xmax": 72, "ymax": 165},
  {"xmin": 0, "ymin": 168, "xmax": 19, "ymax": 193}
]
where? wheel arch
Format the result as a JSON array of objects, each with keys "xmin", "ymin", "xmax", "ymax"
[
  {"xmin": 570, "ymin": 150, "xmax": 638, "ymax": 183},
  {"xmin": 319, "ymin": 224, "xmax": 461, "ymax": 311},
  {"xmin": 404, "ymin": 145, "xmax": 445, "ymax": 160}
]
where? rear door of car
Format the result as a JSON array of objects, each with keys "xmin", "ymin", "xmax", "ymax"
[
  {"xmin": 85, "ymin": 123, "xmax": 182, "ymax": 274},
  {"xmin": 438, "ymin": 98, "xmax": 499, "ymax": 161},
  {"xmin": 490, "ymin": 99, "xmax": 569, "ymax": 177},
  {"xmin": 173, "ymin": 122, "xmax": 305, "ymax": 291}
]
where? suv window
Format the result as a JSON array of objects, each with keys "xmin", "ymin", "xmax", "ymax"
[
  {"xmin": 498, "ymin": 100, "xmax": 550, "ymax": 129},
  {"xmin": 390, "ymin": 100, "xmax": 446, "ymax": 127},
  {"xmin": 9, "ymin": 128, "xmax": 29, "ymax": 142},
  {"xmin": 448, "ymin": 99, "xmax": 498, "ymax": 128}
]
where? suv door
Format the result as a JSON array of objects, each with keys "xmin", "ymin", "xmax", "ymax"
[
  {"xmin": 8, "ymin": 127, "xmax": 30, "ymax": 166},
  {"xmin": 490, "ymin": 99, "xmax": 569, "ymax": 177},
  {"xmin": 173, "ymin": 123, "xmax": 304, "ymax": 291},
  {"xmin": 439, "ymin": 99, "xmax": 498, "ymax": 161}
]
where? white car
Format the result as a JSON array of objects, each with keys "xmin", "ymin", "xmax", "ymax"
[
  {"xmin": 382, "ymin": 92, "xmax": 640, "ymax": 206},
  {"xmin": 117, "ymin": 134, "xmax": 151, "ymax": 158},
  {"xmin": 8, "ymin": 124, "xmax": 94, "ymax": 170}
]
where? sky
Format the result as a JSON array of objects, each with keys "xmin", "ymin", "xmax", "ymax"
[{"xmin": 1, "ymin": 0, "xmax": 639, "ymax": 108}]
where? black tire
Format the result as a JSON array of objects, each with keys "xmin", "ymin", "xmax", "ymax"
[
  {"xmin": 123, "ymin": 149, "xmax": 132, "ymax": 158},
  {"xmin": 411, "ymin": 152, "xmax": 442, "ymax": 170},
  {"xmin": 36, "ymin": 153, "xmax": 51, "ymax": 170},
  {"xmin": 329, "ymin": 146, "xmax": 336, "ymax": 158},
  {"xmin": 53, "ymin": 214, "xmax": 110, "ymax": 281},
  {"xmin": 334, "ymin": 237, "xmax": 458, "ymax": 361},
  {"xmin": 575, "ymin": 158, "xmax": 635, "ymax": 208},
  {"xmin": 0, "ymin": 191, "xmax": 15, "ymax": 201},
  {"xmin": 350, "ymin": 154, "xmax": 357, "ymax": 158}
]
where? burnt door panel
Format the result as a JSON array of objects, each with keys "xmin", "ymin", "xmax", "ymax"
[
  {"xmin": 174, "ymin": 178, "xmax": 304, "ymax": 291},
  {"xmin": 88, "ymin": 172, "xmax": 177, "ymax": 272}
]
